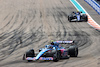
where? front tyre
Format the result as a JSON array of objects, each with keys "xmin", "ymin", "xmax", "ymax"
[
  {"xmin": 68, "ymin": 16, "xmax": 72, "ymax": 22},
  {"xmin": 23, "ymin": 49, "xmax": 35, "ymax": 62},
  {"xmin": 53, "ymin": 51, "xmax": 61, "ymax": 62}
]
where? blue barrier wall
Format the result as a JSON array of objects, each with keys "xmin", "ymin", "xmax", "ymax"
[{"xmin": 84, "ymin": 0, "xmax": 100, "ymax": 15}]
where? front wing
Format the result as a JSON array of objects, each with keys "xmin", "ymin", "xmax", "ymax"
[{"xmin": 26, "ymin": 57, "xmax": 53, "ymax": 61}]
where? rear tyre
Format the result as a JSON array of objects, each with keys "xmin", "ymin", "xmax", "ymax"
[
  {"xmin": 68, "ymin": 45, "xmax": 78, "ymax": 57},
  {"xmin": 85, "ymin": 16, "xmax": 88, "ymax": 22},
  {"xmin": 82, "ymin": 14, "xmax": 88, "ymax": 22}
]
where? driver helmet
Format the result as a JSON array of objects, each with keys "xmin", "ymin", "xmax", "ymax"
[
  {"xmin": 50, "ymin": 40, "xmax": 54, "ymax": 45},
  {"xmin": 77, "ymin": 10, "xmax": 79, "ymax": 12},
  {"xmin": 77, "ymin": 10, "xmax": 80, "ymax": 14}
]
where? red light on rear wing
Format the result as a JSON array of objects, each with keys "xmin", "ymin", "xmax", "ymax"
[{"xmin": 55, "ymin": 41, "xmax": 73, "ymax": 44}]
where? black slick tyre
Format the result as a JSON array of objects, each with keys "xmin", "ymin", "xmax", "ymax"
[
  {"xmin": 85, "ymin": 16, "xmax": 88, "ymax": 22},
  {"xmin": 68, "ymin": 16, "xmax": 72, "ymax": 22},
  {"xmin": 23, "ymin": 49, "xmax": 35, "ymax": 62},
  {"xmin": 68, "ymin": 45, "xmax": 78, "ymax": 57},
  {"xmin": 53, "ymin": 50, "xmax": 61, "ymax": 62}
]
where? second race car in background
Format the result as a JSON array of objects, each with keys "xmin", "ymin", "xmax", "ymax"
[
  {"xmin": 68, "ymin": 11, "xmax": 88, "ymax": 22},
  {"xmin": 23, "ymin": 41, "xmax": 78, "ymax": 62}
]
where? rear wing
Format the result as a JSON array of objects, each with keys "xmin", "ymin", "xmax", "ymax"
[{"xmin": 54, "ymin": 41, "xmax": 74, "ymax": 44}]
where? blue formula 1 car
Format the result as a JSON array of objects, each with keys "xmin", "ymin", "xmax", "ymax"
[
  {"xmin": 68, "ymin": 11, "xmax": 88, "ymax": 22},
  {"xmin": 23, "ymin": 41, "xmax": 78, "ymax": 62}
]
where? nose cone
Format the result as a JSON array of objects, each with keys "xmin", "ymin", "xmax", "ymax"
[{"xmin": 35, "ymin": 48, "xmax": 49, "ymax": 60}]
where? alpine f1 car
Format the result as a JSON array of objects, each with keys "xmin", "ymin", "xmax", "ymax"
[
  {"xmin": 68, "ymin": 11, "xmax": 88, "ymax": 22},
  {"xmin": 23, "ymin": 41, "xmax": 78, "ymax": 62}
]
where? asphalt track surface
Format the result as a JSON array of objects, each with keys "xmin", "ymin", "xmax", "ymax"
[{"xmin": 0, "ymin": 0, "xmax": 100, "ymax": 67}]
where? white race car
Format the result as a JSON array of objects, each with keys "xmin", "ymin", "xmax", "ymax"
[{"xmin": 68, "ymin": 11, "xmax": 88, "ymax": 22}]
